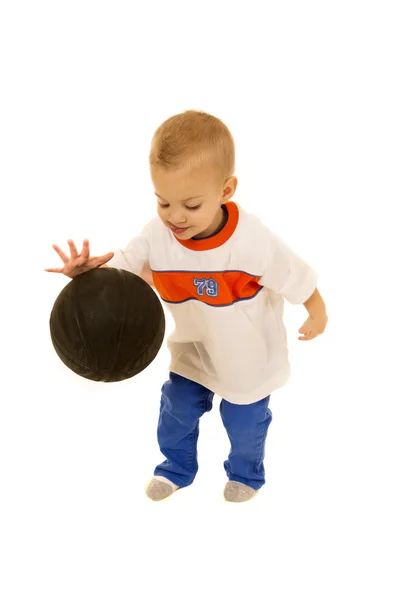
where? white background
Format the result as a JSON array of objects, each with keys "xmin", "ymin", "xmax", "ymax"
[{"xmin": 1, "ymin": 1, "xmax": 399, "ymax": 598}]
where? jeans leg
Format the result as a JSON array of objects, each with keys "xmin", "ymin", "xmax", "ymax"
[
  {"xmin": 219, "ymin": 396, "xmax": 272, "ymax": 491},
  {"xmin": 154, "ymin": 372, "xmax": 214, "ymax": 487}
]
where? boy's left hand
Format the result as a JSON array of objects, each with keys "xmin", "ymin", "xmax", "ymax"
[{"xmin": 298, "ymin": 314, "xmax": 328, "ymax": 341}]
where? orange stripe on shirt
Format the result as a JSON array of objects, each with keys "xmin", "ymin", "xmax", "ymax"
[{"xmin": 152, "ymin": 270, "xmax": 263, "ymax": 306}]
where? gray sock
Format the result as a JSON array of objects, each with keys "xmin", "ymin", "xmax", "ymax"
[
  {"xmin": 145, "ymin": 476, "xmax": 179, "ymax": 501},
  {"xmin": 224, "ymin": 481, "xmax": 257, "ymax": 502}
]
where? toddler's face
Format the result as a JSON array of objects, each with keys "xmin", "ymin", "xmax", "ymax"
[{"xmin": 151, "ymin": 165, "xmax": 237, "ymax": 239}]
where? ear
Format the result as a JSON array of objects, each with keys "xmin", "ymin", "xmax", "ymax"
[{"xmin": 222, "ymin": 176, "xmax": 238, "ymax": 201}]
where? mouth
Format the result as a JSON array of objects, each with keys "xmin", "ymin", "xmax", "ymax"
[{"xmin": 168, "ymin": 223, "xmax": 189, "ymax": 234}]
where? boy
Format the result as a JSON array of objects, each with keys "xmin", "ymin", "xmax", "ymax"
[{"xmin": 46, "ymin": 110, "xmax": 328, "ymax": 503}]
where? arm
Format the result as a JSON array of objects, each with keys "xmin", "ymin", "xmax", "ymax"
[
  {"xmin": 299, "ymin": 287, "xmax": 328, "ymax": 341},
  {"xmin": 303, "ymin": 287, "xmax": 326, "ymax": 317},
  {"xmin": 255, "ymin": 222, "xmax": 326, "ymax": 341}
]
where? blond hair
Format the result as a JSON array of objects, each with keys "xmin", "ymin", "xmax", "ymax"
[{"xmin": 149, "ymin": 110, "xmax": 235, "ymax": 183}]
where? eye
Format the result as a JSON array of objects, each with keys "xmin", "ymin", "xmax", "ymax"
[{"xmin": 159, "ymin": 204, "xmax": 201, "ymax": 211}]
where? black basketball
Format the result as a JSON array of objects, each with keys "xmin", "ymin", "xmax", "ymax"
[{"xmin": 49, "ymin": 268, "xmax": 165, "ymax": 382}]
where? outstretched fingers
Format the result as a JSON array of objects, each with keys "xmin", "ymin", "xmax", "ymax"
[
  {"xmin": 80, "ymin": 239, "xmax": 90, "ymax": 260},
  {"xmin": 67, "ymin": 239, "xmax": 79, "ymax": 259},
  {"xmin": 99, "ymin": 251, "xmax": 114, "ymax": 263},
  {"xmin": 52, "ymin": 243, "xmax": 69, "ymax": 264}
]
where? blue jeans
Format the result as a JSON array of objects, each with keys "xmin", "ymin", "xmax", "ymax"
[{"xmin": 154, "ymin": 372, "xmax": 273, "ymax": 491}]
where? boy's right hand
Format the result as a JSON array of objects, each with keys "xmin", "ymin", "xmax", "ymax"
[{"xmin": 44, "ymin": 239, "xmax": 114, "ymax": 278}]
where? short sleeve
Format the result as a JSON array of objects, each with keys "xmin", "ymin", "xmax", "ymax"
[
  {"xmin": 106, "ymin": 221, "xmax": 153, "ymax": 275},
  {"xmin": 258, "ymin": 225, "xmax": 319, "ymax": 304}
]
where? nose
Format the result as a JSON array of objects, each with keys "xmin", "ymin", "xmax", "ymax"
[{"xmin": 168, "ymin": 210, "xmax": 187, "ymax": 226}]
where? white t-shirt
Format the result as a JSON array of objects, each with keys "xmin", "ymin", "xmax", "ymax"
[{"xmin": 107, "ymin": 201, "xmax": 319, "ymax": 404}]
